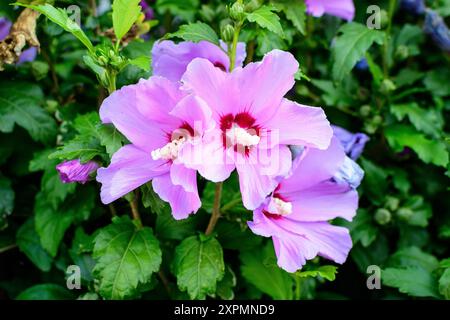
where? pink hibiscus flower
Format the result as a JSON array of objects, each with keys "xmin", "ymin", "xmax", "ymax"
[
  {"xmin": 96, "ymin": 76, "xmax": 214, "ymax": 220},
  {"xmin": 152, "ymin": 40, "xmax": 247, "ymax": 82},
  {"xmin": 305, "ymin": 0, "xmax": 355, "ymax": 21},
  {"xmin": 178, "ymin": 50, "xmax": 333, "ymax": 210},
  {"xmin": 248, "ymin": 137, "xmax": 359, "ymax": 273}
]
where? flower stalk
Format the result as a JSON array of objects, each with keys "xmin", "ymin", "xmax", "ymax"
[{"xmin": 205, "ymin": 182, "xmax": 223, "ymax": 235}]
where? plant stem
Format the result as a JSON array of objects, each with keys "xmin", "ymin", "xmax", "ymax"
[
  {"xmin": 205, "ymin": 182, "xmax": 223, "ymax": 235},
  {"xmin": 383, "ymin": 0, "xmax": 397, "ymax": 78},
  {"xmin": 0, "ymin": 244, "xmax": 17, "ymax": 254},
  {"xmin": 295, "ymin": 276, "xmax": 301, "ymax": 300},
  {"xmin": 158, "ymin": 270, "xmax": 172, "ymax": 296},
  {"xmin": 229, "ymin": 21, "xmax": 242, "ymax": 71},
  {"xmin": 107, "ymin": 69, "xmax": 117, "ymax": 94},
  {"xmin": 129, "ymin": 190, "xmax": 142, "ymax": 227},
  {"xmin": 220, "ymin": 197, "xmax": 242, "ymax": 213}
]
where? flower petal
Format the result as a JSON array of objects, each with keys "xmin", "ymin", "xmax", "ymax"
[
  {"xmin": 152, "ymin": 173, "xmax": 201, "ymax": 220},
  {"xmin": 99, "ymin": 83, "xmax": 169, "ymax": 152},
  {"xmin": 266, "ymin": 99, "xmax": 333, "ymax": 149},
  {"xmin": 232, "ymin": 50, "xmax": 299, "ymax": 124},
  {"xmin": 170, "ymin": 163, "xmax": 197, "ymax": 193},
  {"xmin": 96, "ymin": 145, "xmax": 168, "ymax": 204}
]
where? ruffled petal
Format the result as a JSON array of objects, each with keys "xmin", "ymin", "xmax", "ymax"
[
  {"xmin": 265, "ymin": 99, "xmax": 333, "ymax": 150},
  {"xmin": 96, "ymin": 145, "xmax": 169, "ymax": 204},
  {"xmin": 152, "ymin": 173, "xmax": 201, "ymax": 220}
]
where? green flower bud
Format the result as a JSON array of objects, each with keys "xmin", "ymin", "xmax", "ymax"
[
  {"xmin": 380, "ymin": 10, "xmax": 389, "ymax": 29},
  {"xmin": 380, "ymin": 78, "xmax": 396, "ymax": 94},
  {"xmin": 229, "ymin": 2, "xmax": 245, "ymax": 21},
  {"xmin": 375, "ymin": 208, "xmax": 392, "ymax": 225},
  {"xmin": 97, "ymin": 56, "xmax": 108, "ymax": 67},
  {"xmin": 364, "ymin": 122, "xmax": 378, "ymax": 135},
  {"xmin": 397, "ymin": 207, "xmax": 413, "ymax": 221},
  {"xmin": 385, "ymin": 196, "xmax": 400, "ymax": 212},
  {"xmin": 360, "ymin": 105, "xmax": 372, "ymax": 117},
  {"xmin": 395, "ymin": 45, "xmax": 409, "ymax": 60},
  {"xmin": 221, "ymin": 24, "xmax": 235, "ymax": 43},
  {"xmin": 372, "ymin": 115, "xmax": 383, "ymax": 126}
]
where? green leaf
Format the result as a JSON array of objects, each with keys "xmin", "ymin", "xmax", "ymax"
[
  {"xmin": 112, "ymin": 0, "xmax": 142, "ymax": 41},
  {"xmin": 93, "ymin": 216, "xmax": 162, "ymax": 299},
  {"xmin": 332, "ymin": 23, "xmax": 384, "ymax": 82},
  {"xmin": 0, "ymin": 175, "xmax": 14, "ymax": 224},
  {"xmin": 16, "ymin": 219, "xmax": 53, "ymax": 272},
  {"xmin": 155, "ymin": 209, "xmax": 199, "ymax": 241},
  {"xmin": 440, "ymin": 258, "xmax": 450, "ymax": 269},
  {"xmin": 15, "ymin": 3, "xmax": 94, "ymax": 53},
  {"xmin": 279, "ymin": 1, "xmax": 306, "ymax": 35},
  {"xmin": 216, "ymin": 220, "xmax": 262, "ymax": 251},
  {"xmin": 49, "ymin": 112, "xmax": 104, "ymax": 162},
  {"xmin": 128, "ymin": 56, "xmax": 152, "ymax": 72},
  {"xmin": 256, "ymin": 29, "xmax": 287, "ymax": 56},
  {"xmin": 345, "ymin": 209, "xmax": 378, "ymax": 247},
  {"xmin": 141, "ymin": 183, "xmax": 169, "ymax": 215},
  {"xmin": 351, "ymin": 235, "xmax": 389, "ymax": 274},
  {"xmin": 387, "ymin": 247, "xmax": 439, "ymax": 272},
  {"xmin": 240, "ymin": 243, "xmax": 293, "ymax": 300},
  {"xmin": 360, "ymin": 158, "xmax": 388, "ymax": 205},
  {"xmin": 155, "ymin": 0, "xmax": 200, "ymax": 22},
  {"xmin": 385, "ymin": 124, "xmax": 449, "ymax": 167},
  {"xmin": 246, "ymin": 6, "xmax": 284, "ymax": 38},
  {"xmin": 439, "ymin": 268, "xmax": 450, "ymax": 299},
  {"xmin": 390, "ymin": 103, "xmax": 443, "ymax": 138},
  {"xmin": 0, "ymin": 82, "xmax": 56, "ymax": 144},
  {"xmin": 97, "ymin": 124, "xmax": 125, "ymax": 157},
  {"xmin": 69, "ymin": 227, "xmax": 96, "ymax": 282},
  {"xmin": 402, "ymin": 195, "xmax": 432, "ymax": 227},
  {"xmin": 382, "ymin": 267, "xmax": 440, "ymax": 298},
  {"xmin": 216, "ymin": 265, "xmax": 237, "ymax": 300},
  {"xmin": 297, "ymin": 265, "xmax": 338, "ymax": 281},
  {"xmin": 16, "ymin": 284, "xmax": 75, "ymax": 300},
  {"xmin": 167, "ymin": 22, "xmax": 220, "ymax": 46},
  {"xmin": 173, "ymin": 234, "xmax": 225, "ymax": 300},
  {"xmin": 423, "ymin": 69, "xmax": 450, "ymax": 97}
]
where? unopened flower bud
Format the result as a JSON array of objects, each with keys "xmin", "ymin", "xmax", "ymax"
[
  {"xmin": 56, "ymin": 159, "xmax": 99, "ymax": 184},
  {"xmin": 221, "ymin": 24, "xmax": 235, "ymax": 43},
  {"xmin": 397, "ymin": 207, "xmax": 414, "ymax": 221},
  {"xmin": 385, "ymin": 196, "xmax": 400, "ymax": 212},
  {"xmin": 229, "ymin": 2, "xmax": 245, "ymax": 21},
  {"xmin": 380, "ymin": 79, "xmax": 396, "ymax": 94},
  {"xmin": 395, "ymin": 45, "xmax": 409, "ymax": 60},
  {"xmin": 375, "ymin": 208, "xmax": 392, "ymax": 225},
  {"xmin": 360, "ymin": 105, "xmax": 372, "ymax": 117},
  {"xmin": 372, "ymin": 115, "xmax": 383, "ymax": 126},
  {"xmin": 380, "ymin": 10, "xmax": 389, "ymax": 29}
]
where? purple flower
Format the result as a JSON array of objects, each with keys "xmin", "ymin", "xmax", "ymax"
[
  {"xmin": 400, "ymin": 0, "xmax": 425, "ymax": 15},
  {"xmin": 56, "ymin": 159, "xmax": 99, "ymax": 184},
  {"xmin": 248, "ymin": 137, "xmax": 358, "ymax": 273},
  {"xmin": 332, "ymin": 125, "xmax": 369, "ymax": 160},
  {"xmin": 152, "ymin": 40, "xmax": 247, "ymax": 82},
  {"xmin": 305, "ymin": 0, "xmax": 355, "ymax": 21},
  {"xmin": 140, "ymin": 0, "xmax": 154, "ymax": 20},
  {"xmin": 0, "ymin": 17, "xmax": 37, "ymax": 63},
  {"xmin": 96, "ymin": 77, "xmax": 214, "ymax": 220},
  {"xmin": 424, "ymin": 10, "xmax": 450, "ymax": 52},
  {"xmin": 0, "ymin": 17, "xmax": 12, "ymax": 40},
  {"xmin": 355, "ymin": 58, "xmax": 369, "ymax": 71},
  {"xmin": 333, "ymin": 156, "xmax": 364, "ymax": 189},
  {"xmin": 179, "ymin": 50, "xmax": 333, "ymax": 210}
]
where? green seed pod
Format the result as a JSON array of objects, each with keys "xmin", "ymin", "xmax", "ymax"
[{"xmin": 375, "ymin": 208, "xmax": 392, "ymax": 225}]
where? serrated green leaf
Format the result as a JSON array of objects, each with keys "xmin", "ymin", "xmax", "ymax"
[
  {"xmin": 403, "ymin": 195, "xmax": 432, "ymax": 227},
  {"xmin": 0, "ymin": 175, "xmax": 14, "ymax": 224},
  {"xmin": 15, "ymin": 3, "xmax": 94, "ymax": 53},
  {"xmin": 112, "ymin": 0, "xmax": 142, "ymax": 41},
  {"xmin": 141, "ymin": 183, "xmax": 169, "ymax": 215},
  {"xmin": 167, "ymin": 22, "xmax": 219, "ymax": 45},
  {"xmin": 332, "ymin": 23, "xmax": 384, "ymax": 82},
  {"xmin": 297, "ymin": 265, "xmax": 338, "ymax": 281},
  {"xmin": 173, "ymin": 234, "xmax": 224, "ymax": 300},
  {"xmin": 387, "ymin": 247, "xmax": 439, "ymax": 272},
  {"xmin": 439, "ymin": 268, "xmax": 450, "ymax": 299},
  {"xmin": 346, "ymin": 208, "xmax": 378, "ymax": 247},
  {"xmin": 246, "ymin": 6, "xmax": 284, "ymax": 38},
  {"xmin": 128, "ymin": 56, "xmax": 152, "ymax": 72},
  {"xmin": 385, "ymin": 124, "xmax": 449, "ymax": 167},
  {"xmin": 16, "ymin": 284, "xmax": 75, "ymax": 300},
  {"xmin": 16, "ymin": 219, "xmax": 53, "ymax": 272},
  {"xmin": 240, "ymin": 243, "xmax": 293, "ymax": 300},
  {"xmin": 382, "ymin": 267, "xmax": 440, "ymax": 298},
  {"xmin": 216, "ymin": 265, "xmax": 236, "ymax": 300},
  {"xmin": 280, "ymin": 1, "xmax": 306, "ymax": 35},
  {"xmin": 0, "ymin": 82, "xmax": 56, "ymax": 144},
  {"xmin": 97, "ymin": 124, "xmax": 125, "ymax": 156},
  {"xmin": 155, "ymin": 208, "xmax": 199, "ymax": 240},
  {"xmin": 391, "ymin": 103, "xmax": 443, "ymax": 138},
  {"xmin": 360, "ymin": 158, "xmax": 388, "ymax": 205},
  {"xmin": 93, "ymin": 216, "xmax": 162, "ymax": 299}
]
